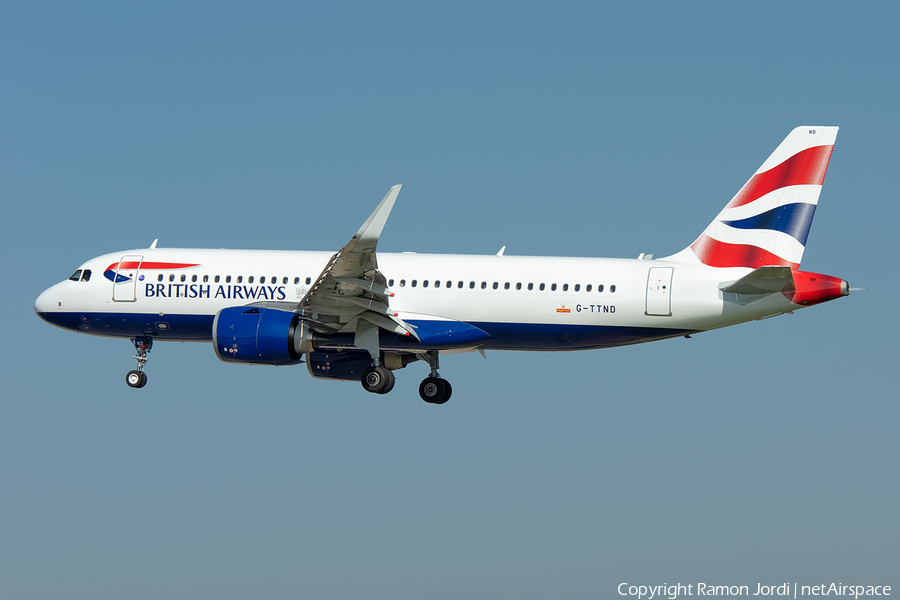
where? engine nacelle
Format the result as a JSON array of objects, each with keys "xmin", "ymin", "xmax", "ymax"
[{"xmin": 213, "ymin": 307, "xmax": 312, "ymax": 366}]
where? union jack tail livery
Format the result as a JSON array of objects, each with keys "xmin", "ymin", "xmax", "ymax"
[{"xmin": 667, "ymin": 126, "xmax": 838, "ymax": 269}]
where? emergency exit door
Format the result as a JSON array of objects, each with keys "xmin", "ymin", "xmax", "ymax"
[{"xmin": 645, "ymin": 267, "xmax": 673, "ymax": 316}]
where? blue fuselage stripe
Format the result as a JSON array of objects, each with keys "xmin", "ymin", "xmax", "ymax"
[{"xmin": 37, "ymin": 311, "xmax": 696, "ymax": 351}]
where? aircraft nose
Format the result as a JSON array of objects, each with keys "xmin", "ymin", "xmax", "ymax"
[{"xmin": 34, "ymin": 285, "xmax": 60, "ymax": 321}]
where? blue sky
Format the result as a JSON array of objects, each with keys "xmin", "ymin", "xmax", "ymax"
[{"xmin": 2, "ymin": 3, "xmax": 897, "ymax": 598}]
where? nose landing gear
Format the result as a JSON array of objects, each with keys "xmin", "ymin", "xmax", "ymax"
[{"xmin": 125, "ymin": 337, "xmax": 152, "ymax": 388}]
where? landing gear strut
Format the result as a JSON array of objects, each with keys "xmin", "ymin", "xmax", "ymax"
[
  {"xmin": 419, "ymin": 351, "xmax": 451, "ymax": 404},
  {"xmin": 126, "ymin": 337, "xmax": 152, "ymax": 388}
]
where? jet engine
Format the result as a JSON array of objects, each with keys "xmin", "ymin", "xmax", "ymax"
[{"xmin": 212, "ymin": 307, "xmax": 321, "ymax": 365}]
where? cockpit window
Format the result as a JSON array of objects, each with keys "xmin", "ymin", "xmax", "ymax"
[
  {"xmin": 81, "ymin": 270, "xmax": 92, "ymax": 282},
  {"xmin": 68, "ymin": 270, "xmax": 83, "ymax": 281}
]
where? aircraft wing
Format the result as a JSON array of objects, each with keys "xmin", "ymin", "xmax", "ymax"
[{"xmin": 297, "ymin": 185, "xmax": 419, "ymax": 340}]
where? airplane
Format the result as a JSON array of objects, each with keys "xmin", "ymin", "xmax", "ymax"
[{"xmin": 35, "ymin": 126, "xmax": 850, "ymax": 404}]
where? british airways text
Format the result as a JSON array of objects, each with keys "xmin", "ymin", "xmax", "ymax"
[{"xmin": 145, "ymin": 284, "xmax": 287, "ymax": 300}]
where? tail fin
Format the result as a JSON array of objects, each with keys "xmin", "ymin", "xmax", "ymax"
[{"xmin": 665, "ymin": 126, "xmax": 838, "ymax": 269}]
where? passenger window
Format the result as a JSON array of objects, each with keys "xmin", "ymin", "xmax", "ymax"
[
  {"xmin": 248, "ymin": 276, "xmax": 254, "ymax": 283},
  {"xmin": 492, "ymin": 282, "xmax": 498, "ymax": 290},
  {"xmin": 446, "ymin": 281, "xmax": 452, "ymax": 288},
  {"xmin": 598, "ymin": 284, "xmax": 604, "ymax": 292},
  {"xmin": 226, "ymin": 276, "xmax": 232, "ymax": 283},
  {"xmin": 203, "ymin": 275, "xmax": 209, "ymax": 283},
  {"xmin": 237, "ymin": 276, "xmax": 243, "ymax": 283},
  {"xmin": 551, "ymin": 283, "xmax": 556, "ymax": 291},
  {"xmin": 192, "ymin": 275, "xmax": 198, "ymax": 282},
  {"xmin": 481, "ymin": 282, "xmax": 487, "ymax": 289},
  {"xmin": 563, "ymin": 283, "xmax": 568, "ymax": 291},
  {"xmin": 215, "ymin": 275, "xmax": 220, "ymax": 283},
  {"xmin": 434, "ymin": 280, "xmax": 440, "ymax": 288},
  {"xmin": 306, "ymin": 277, "xmax": 311, "ymax": 285},
  {"xmin": 586, "ymin": 284, "xmax": 592, "ymax": 292},
  {"xmin": 283, "ymin": 277, "xmax": 288, "ymax": 284},
  {"xmin": 400, "ymin": 279, "xmax": 406, "ymax": 287},
  {"xmin": 423, "ymin": 280, "xmax": 429, "ymax": 288},
  {"xmin": 574, "ymin": 284, "xmax": 580, "ymax": 292},
  {"xmin": 169, "ymin": 274, "xmax": 175, "ymax": 282},
  {"xmin": 516, "ymin": 283, "xmax": 522, "ymax": 290},
  {"xmin": 504, "ymin": 282, "xmax": 510, "ymax": 290},
  {"xmin": 158, "ymin": 274, "xmax": 163, "ymax": 282},
  {"xmin": 68, "ymin": 270, "xmax": 83, "ymax": 281},
  {"xmin": 610, "ymin": 285, "xmax": 617, "ymax": 293},
  {"xmin": 457, "ymin": 281, "xmax": 463, "ymax": 289},
  {"xmin": 528, "ymin": 283, "xmax": 534, "ymax": 291},
  {"xmin": 539, "ymin": 283, "xmax": 545, "ymax": 291},
  {"xmin": 181, "ymin": 274, "xmax": 186, "ymax": 282},
  {"xmin": 412, "ymin": 280, "xmax": 418, "ymax": 287},
  {"xmin": 469, "ymin": 281, "xmax": 475, "ymax": 289},
  {"xmin": 389, "ymin": 279, "xmax": 394, "ymax": 287}
]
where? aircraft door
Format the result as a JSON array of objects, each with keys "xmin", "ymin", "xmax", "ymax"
[
  {"xmin": 111, "ymin": 255, "xmax": 143, "ymax": 302},
  {"xmin": 645, "ymin": 267, "xmax": 673, "ymax": 316}
]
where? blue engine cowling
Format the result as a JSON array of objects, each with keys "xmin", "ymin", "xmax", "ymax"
[{"xmin": 213, "ymin": 307, "xmax": 305, "ymax": 365}]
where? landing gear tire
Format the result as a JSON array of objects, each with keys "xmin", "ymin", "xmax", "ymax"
[
  {"xmin": 126, "ymin": 370, "xmax": 146, "ymax": 389},
  {"xmin": 361, "ymin": 366, "xmax": 394, "ymax": 394},
  {"xmin": 379, "ymin": 370, "xmax": 396, "ymax": 394},
  {"xmin": 419, "ymin": 377, "xmax": 451, "ymax": 404},
  {"xmin": 127, "ymin": 337, "xmax": 152, "ymax": 388}
]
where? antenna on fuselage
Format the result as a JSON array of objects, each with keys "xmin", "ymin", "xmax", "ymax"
[{"xmin": 149, "ymin": 239, "xmax": 158, "ymax": 249}]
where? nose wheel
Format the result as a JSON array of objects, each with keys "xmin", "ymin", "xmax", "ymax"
[
  {"xmin": 126, "ymin": 337, "xmax": 152, "ymax": 389},
  {"xmin": 126, "ymin": 370, "xmax": 147, "ymax": 388}
]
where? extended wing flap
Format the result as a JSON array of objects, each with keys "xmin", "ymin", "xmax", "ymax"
[
  {"xmin": 358, "ymin": 312, "xmax": 420, "ymax": 340},
  {"xmin": 719, "ymin": 266, "xmax": 794, "ymax": 295}
]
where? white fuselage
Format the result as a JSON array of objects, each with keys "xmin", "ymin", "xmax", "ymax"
[{"xmin": 35, "ymin": 247, "xmax": 797, "ymax": 352}]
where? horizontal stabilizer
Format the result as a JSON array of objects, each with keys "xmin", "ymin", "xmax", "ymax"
[{"xmin": 719, "ymin": 266, "xmax": 794, "ymax": 295}]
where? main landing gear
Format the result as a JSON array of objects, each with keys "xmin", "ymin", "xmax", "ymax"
[
  {"xmin": 361, "ymin": 364, "xmax": 395, "ymax": 395},
  {"xmin": 418, "ymin": 351, "xmax": 451, "ymax": 405},
  {"xmin": 125, "ymin": 337, "xmax": 152, "ymax": 388},
  {"xmin": 358, "ymin": 350, "xmax": 453, "ymax": 404}
]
